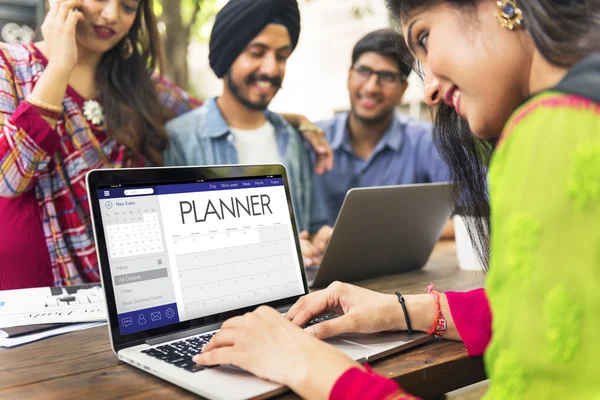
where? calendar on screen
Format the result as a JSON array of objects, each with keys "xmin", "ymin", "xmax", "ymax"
[
  {"xmin": 104, "ymin": 211, "xmax": 164, "ymax": 258},
  {"xmin": 97, "ymin": 176, "xmax": 305, "ymax": 335}
]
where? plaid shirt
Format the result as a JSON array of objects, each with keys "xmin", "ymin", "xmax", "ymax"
[{"xmin": 0, "ymin": 43, "xmax": 200, "ymax": 286}]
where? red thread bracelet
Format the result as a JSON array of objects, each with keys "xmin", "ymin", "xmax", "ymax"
[{"xmin": 426, "ymin": 283, "xmax": 447, "ymax": 337}]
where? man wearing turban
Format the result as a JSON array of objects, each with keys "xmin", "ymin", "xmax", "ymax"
[{"xmin": 165, "ymin": 0, "xmax": 332, "ymax": 267}]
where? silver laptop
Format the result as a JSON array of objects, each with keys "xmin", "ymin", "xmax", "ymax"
[
  {"xmin": 86, "ymin": 165, "xmax": 429, "ymax": 400},
  {"xmin": 308, "ymin": 183, "xmax": 454, "ymax": 288}
]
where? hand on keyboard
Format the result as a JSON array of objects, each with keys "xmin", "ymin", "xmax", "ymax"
[
  {"xmin": 141, "ymin": 332, "xmax": 217, "ymax": 373},
  {"xmin": 191, "ymin": 306, "xmax": 357, "ymax": 398},
  {"xmin": 301, "ymin": 313, "xmax": 339, "ymax": 329},
  {"xmin": 286, "ymin": 282, "xmax": 407, "ymax": 340}
]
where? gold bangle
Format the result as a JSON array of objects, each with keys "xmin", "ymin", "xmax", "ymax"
[{"xmin": 26, "ymin": 96, "xmax": 63, "ymax": 114}]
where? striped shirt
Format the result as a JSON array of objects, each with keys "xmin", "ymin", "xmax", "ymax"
[{"xmin": 0, "ymin": 43, "xmax": 200, "ymax": 288}]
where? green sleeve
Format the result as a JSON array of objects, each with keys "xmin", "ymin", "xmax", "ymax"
[{"xmin": 484, "ymin": 93, "xmax": 600, "ymax": 399}]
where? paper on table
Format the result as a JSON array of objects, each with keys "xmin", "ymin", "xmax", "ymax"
[
  {"xmin": 0, "ymin": 284, "xmax": 107, "ymax": 328},
  {"xmin": 0, "ymin": 323, "xmax": 65, "ymax": 338},
  {"xmin": 0, "ymin": 322, "xmax": 107, "ymax": 348}
]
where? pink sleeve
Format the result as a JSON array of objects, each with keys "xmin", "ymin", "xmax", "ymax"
[
  {"xmin": 330, "ymin": 365, "xmax": 421, "ymax": 400},
  {"xmin": 445, "ymin": 288, "xmax": 492, "ymax": 356}
]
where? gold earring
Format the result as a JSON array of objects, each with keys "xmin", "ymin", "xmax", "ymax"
[
  {"xmin": 121, "ymin": 37, "xmax": 134, "ymax": 60},
  {"xmin": 495, "ymin": 0, "xmax": 523, "ymax": 30}
]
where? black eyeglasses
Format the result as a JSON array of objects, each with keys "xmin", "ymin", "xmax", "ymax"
[{"xmin": 351, "ymin": 65, "xmax": 405, "ymax": 88}]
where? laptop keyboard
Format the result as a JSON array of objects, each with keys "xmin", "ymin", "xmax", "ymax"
[
  {"xmin": 141, "ymin": 332, "xmax": 216, "ymax": 373},
  {"xmin": 302, "ymin": 313, "xmax": 339, "ymax": 328},
  {"xmin": 140, "ymin": 314, "xmax": 339, "ymax": 373}
]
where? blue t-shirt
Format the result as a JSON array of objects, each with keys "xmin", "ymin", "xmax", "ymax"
[{"xmin": 315, "ymin": 112, "xmax": 450, "ymax": 226}]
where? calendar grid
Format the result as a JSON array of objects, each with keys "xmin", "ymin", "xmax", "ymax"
[
  {"xmin": 185, "ymin": 281, "xmax": 298, "ymax": 305},
  {"xmin": 105, "ymin": 212, "xmax": 165, "ymax": 259},
  {"xmin": 172, "ymin": 224, "xmax": 286, "ymax": 240},
  {"xmin": 179, "ymin": 251, "xmax": 292, "ymax": 271},
  {"xmin": 173, "ymin": 224, "xmax": 300, "ymax": 312},
  {"xmin": 180, "ymin": 267, "xmax": 293, "ymax": 289},
  {"xmin": 176, "ymin": 240, "xmax": 291, "ymax": 265}
]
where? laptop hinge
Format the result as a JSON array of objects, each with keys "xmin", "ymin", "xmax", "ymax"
[{"xmin": 145, "ymin": 305, "xmax": 293, "ymax": 346}]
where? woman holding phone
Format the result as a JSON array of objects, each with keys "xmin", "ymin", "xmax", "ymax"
[{"xmin": 0, "ymin": 0, "xmax": 200, "ymax": 290}]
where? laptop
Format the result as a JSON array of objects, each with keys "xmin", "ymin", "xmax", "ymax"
[
  {"xmin": 308, "ymin": 183, "xmax": 454, "ymax": 288},
  {"xmin": 86, "ymin": 165, "xmax": 430, "ymax": 400}
]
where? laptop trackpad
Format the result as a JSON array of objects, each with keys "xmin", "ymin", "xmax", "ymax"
[
  {"xmin": 325, "ymin": 337, "xmax": 378, "ymax": 361},
  {"xmin": 327, "ymin": 331, "xmax": 430, "ymax": 363},
  {"xmin": 339, "ymin": 331, "xmax": 417, "ymax": 348}
]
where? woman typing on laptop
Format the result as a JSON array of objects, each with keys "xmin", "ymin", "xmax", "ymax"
[{"xmin": 193, "ymin": 0, "xmax": 600, "ymax": 398}]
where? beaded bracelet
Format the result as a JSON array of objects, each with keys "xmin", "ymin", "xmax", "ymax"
[{"xmin": 426, "ymin": 283, "xmax": 447, "ymax": 337}]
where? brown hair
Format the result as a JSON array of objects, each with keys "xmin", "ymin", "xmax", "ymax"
[{"xmin": 95, "ymin": 0, "xmax": 168, "ymax": 166}]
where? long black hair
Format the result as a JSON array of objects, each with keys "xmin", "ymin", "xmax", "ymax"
[
  {"xmin": 42, "ymin": 0, "xmax": 168, "ymax": 166},
  {"xmin": 96, "ymin": 0, "xmax": 168, "ymax": 166},
  {"xmin": 385, "ymin": 0, "xmax": 600, "ymax": 269}
]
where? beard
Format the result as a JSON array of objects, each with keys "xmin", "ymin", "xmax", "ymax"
[
  {"xmin": 350, "ymin": 105, "xmax": 395, "ymax": 126},
  {"xmin": 226, "ymin": 69, "xmax": 282, "ymax": 111}
]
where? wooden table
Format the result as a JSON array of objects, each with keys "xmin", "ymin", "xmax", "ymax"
[{"xmin": 0, "ymin": 241, "xmax": 486, "ymax": 399}]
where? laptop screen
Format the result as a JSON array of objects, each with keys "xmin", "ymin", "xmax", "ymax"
[{"xmin": 96, "ymin": 174, "xmax": 304, "ymax": 336}]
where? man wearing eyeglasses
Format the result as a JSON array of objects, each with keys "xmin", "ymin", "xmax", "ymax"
[{"xmin": 311, "ymin": 29, "xmax": 450, "ymax": 248}]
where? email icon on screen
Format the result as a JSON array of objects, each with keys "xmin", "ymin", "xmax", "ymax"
[{"xmin": 151, "ymin": 311, "xmax": 161, "ymax": 321}]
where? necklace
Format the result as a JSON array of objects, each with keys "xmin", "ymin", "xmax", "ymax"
[{"xmin": 83, "ymin": 99, "xmax": 104, "ymax": 126}]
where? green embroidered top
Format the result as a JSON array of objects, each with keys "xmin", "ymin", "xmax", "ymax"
[{"xmin": 484, "ymin": 86, "xmax": 600, "ymax": 398}]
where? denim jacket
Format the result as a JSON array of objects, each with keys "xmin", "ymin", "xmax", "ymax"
[{"xmin": 164, "ymin": 97, "xmax": 326, "ymax": 232}]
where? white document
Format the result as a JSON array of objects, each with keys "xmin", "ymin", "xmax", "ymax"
[
  {"xmin": 0, "ymin": 322, "xmax": 107, "ymax": 348},
  {"xmin": 0, "ymin": 284, "xmax": 107, "ymax": 328}
]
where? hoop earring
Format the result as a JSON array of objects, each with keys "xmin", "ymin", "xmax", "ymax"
[
  {"xmin": 495, "ymin": 0, "xmax": 524, "ymax": 30},
  {"xmin": 121, "ymin": 37, "xmax": 134, "ymax": 60}
]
